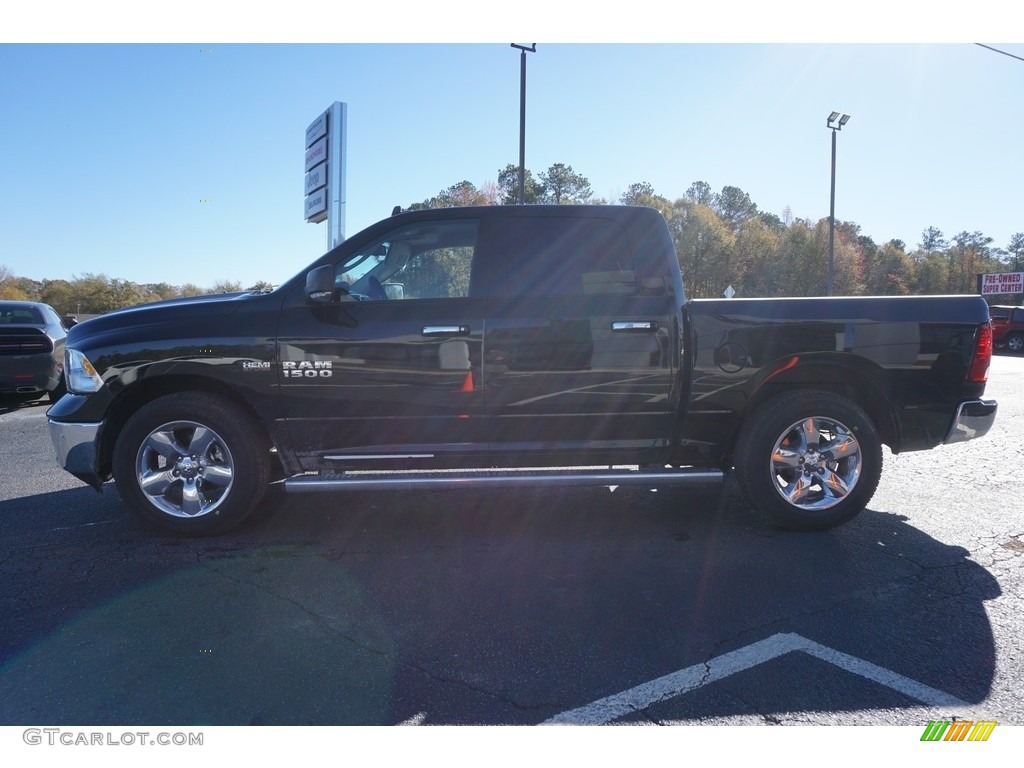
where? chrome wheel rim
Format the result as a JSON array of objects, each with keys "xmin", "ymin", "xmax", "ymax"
[
  {"xmin": 1009, "ymin": 336, "xmax": 1024, "ymax": 352},
  {"xmin": 769, "ymin": 416, "xmax": 861, "ymax": 511},
  {"xmin": 135, "ymin": 420, "xmax": 235, "ymax": 518}
]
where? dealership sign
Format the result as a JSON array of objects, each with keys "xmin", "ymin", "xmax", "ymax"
[
  {"xmin": 304, "ymin": 187, "xmax": 327, "ymax": 220},
  {"xmin": 978, "ymin": 271, "xmax": 1024, "ymax": 295},
  {"xmin": 304, "ymin": 136, "xmax": 328, "ymax": 173},
  {"xmin": 305, "ymin": 110, "xmax": 328, "ymax": 148},
  {"xmin": 303, "ymin": 102, "xmax": 347, "ymax": 246},
  {"xmin": 305, "ymin": 162, "xmax": 327, "ymax": 195}
]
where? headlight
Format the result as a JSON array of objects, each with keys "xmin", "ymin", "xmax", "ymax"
[{"xmin": 65, "ymin": 348, "xmax": 104, "ymax": 394}]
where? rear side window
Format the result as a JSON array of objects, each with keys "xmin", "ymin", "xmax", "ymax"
[{"xmin": 492, "ymin": 217, "xmax": 635, "ymax": 297}]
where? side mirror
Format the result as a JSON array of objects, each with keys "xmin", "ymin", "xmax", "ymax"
[{"xmin": 305, "ymin": 265, "xmax": 336, "ymax": 304}]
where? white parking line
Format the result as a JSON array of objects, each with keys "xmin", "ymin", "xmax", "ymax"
[{"xmin": 543, "ymin": 632, "xmax": 967, "ymax": 725}]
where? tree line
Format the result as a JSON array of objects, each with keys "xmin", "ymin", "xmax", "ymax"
[
  {"xmin": 3, "ymin": 161, "xmax": 1022, "ymax": 313},
  {"xmin": 0, "ymin": 268, "xmax": 274, "ymax": 317}
]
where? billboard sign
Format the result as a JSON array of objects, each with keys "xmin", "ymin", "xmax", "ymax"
[{"xmin": 979, "ymin": 271, "xmax": 1024, "ymax": 295}]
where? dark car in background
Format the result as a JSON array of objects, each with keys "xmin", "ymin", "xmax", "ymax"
[
  {"xmin": 0, "ymin": 301, "xmax": 68, "ymax": 404},
  {"xmin": 989, "ymin": 305, "xmax": 1024, "ymax": 353}
]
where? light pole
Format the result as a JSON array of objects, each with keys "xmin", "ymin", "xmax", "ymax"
[
  {"xmin": 511, "ymin": 44, "xmax": 536, "ymax": 205},
  {"xmin": 826, "ymin": 111, "xmax": 850, "ymax": 296}
]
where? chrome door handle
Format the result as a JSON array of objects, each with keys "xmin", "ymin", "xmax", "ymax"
[
  {"xmin": 422, "ymin": 325, "xmax": 470, "ymax": 336},
  {"xmin": 612, "ymin": 321, "xmax": 656, "ymax": 332}
]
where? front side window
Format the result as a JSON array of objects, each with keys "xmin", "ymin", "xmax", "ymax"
[{"xmin": 334, "ymin": 219, "xmax": 480, "ymax": 301}]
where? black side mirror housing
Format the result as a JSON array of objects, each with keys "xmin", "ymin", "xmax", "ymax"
[{"xmin": 305, "ymin": 265, "xmax": 336, "ymax": 304}]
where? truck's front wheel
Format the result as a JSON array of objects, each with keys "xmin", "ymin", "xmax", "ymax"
[
  {"xmin": 733, "ymin": 390, "xmax": 882, "ymax": 531},
  {"xmin": 113, "ymin": 392, "xmax": 270, "ymax": 535}
]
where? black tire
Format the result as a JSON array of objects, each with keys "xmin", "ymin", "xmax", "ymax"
[
  {"xmin": 733, "ymin": 390, "xmax": 882, "ymax": 531},
  {"xmin": 112, "ymin": 392, "xmax": 270, "ymax": 535},
  {"xmin": 1007, "ymin": 333, "xmax": 1024, "ymax": 354}
]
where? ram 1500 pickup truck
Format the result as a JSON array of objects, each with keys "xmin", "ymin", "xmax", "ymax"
[{"xmin": 47, "ymin": 205, "xmax": 997, "ymax": 534}]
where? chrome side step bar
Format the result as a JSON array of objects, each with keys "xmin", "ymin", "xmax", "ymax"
[{"xmin": 284, "ymin": 467, "xmax": 725, "ymax": 493}]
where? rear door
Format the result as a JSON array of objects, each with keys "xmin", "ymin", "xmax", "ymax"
[{"xmin": 481, "ymin": 211, "xmax": 677, "ymax": 464}]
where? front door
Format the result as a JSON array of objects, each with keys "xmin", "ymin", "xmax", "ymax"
[{"xmin": 277, "ymin": 217, "xmax": 488, "ymax": 471}]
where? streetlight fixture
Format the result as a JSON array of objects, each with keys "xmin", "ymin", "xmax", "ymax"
[
  {"xmin": 511, "ymin": 44, "xmax": 536, "ymax": 205},
  {"xmin": 826, "ymin": 111, "xmax": 851, "ymax": 296}
]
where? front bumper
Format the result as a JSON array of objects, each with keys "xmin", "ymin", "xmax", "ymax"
[
  {"xmin": 943, "ymin": 399, "xmax": 998, "ymax": 444},
  {"xmin": 48, "ymin": 418, "xmax": 104, "ymax": 489}
]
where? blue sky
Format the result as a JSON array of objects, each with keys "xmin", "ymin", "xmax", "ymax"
[{"xmin": 2, "ymin": 7, "xmax": 1022, "ymax": 289}]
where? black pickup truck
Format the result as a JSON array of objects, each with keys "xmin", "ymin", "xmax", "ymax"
[{"xmin": 47, "ymin": 205, "xmax": 997, "ymax": 534}]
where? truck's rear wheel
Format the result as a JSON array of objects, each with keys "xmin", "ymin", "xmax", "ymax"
[
  {"xmin": 733, "ymin": 390, "xmax": 882, "ymax": 531},
  {"xmin": 113, "ymin": 392, "xmax": 270, "ymax": 535}
]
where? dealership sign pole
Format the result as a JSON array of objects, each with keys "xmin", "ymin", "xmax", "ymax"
[{"xmin": 304, "ymin": 102, "xmax": 347, "ymax": 250}]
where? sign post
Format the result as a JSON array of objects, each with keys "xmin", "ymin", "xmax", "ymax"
[{"xmin": 304, "ymin": 102, "xmax": 347, "ymax": 249}]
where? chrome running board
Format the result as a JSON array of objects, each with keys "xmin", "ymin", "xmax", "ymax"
[{"xmin": 283, "ymin": 467, "xmax": 724, "ymax": 493}]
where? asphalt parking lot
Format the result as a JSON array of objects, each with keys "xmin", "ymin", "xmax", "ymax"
[{"xmin": 0, "ymin": 355, "xmax": 1021, "ymax": 726}]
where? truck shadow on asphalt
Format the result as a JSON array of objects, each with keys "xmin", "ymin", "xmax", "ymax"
[
  {"xmin": 0, "ymin": 398, "xmax": 49, "ymax": 416},
  {"xmin": 0, "ymin": 482, "xmax": 1001, "ymax": 725}
]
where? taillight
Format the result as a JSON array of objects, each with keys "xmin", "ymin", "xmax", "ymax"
[
  {"xmin": 0, "ymin": 335, "xmax": 52, "ymax": 354},
  {"xmin": 967, "ymin": 323, "xmax": 992, "ymax": 383}
]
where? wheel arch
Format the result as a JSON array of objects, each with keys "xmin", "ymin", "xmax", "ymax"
[
  {"xmin": 735, "ymin": 355, "xmax": 900, "ymax": 457},
  {"xmin": 98, "ymin": 374, "xmax": 275, "ymax": 481}
]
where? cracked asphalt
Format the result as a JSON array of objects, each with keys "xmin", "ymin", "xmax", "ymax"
[{"xmin": 0, "ymin": 355, "xmax": 1021, "ymax": 726}]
